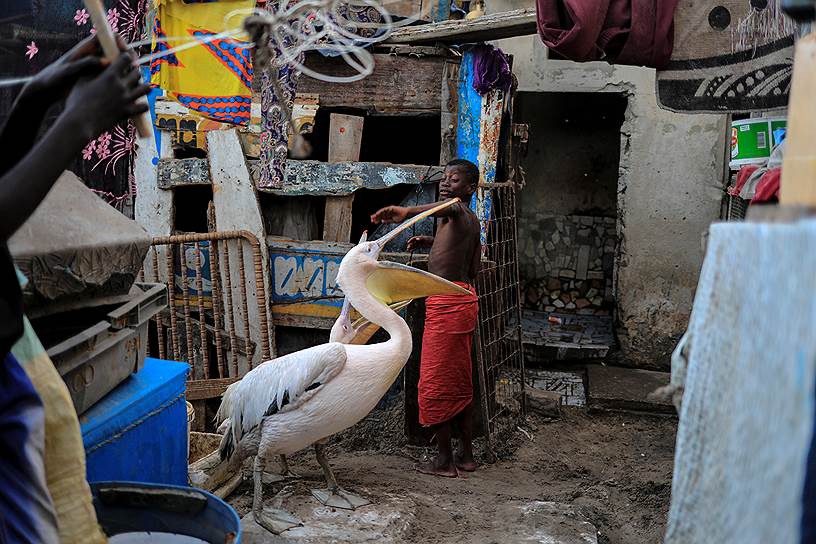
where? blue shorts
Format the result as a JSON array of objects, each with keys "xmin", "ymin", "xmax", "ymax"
[{"xmin": 0, "ymin": 353, "xmax": 58, "ymax": 544}]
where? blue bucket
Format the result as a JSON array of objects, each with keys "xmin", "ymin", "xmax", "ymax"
[{"xmin": 90, "ymin": 482, "xmax": 240, "ymax": 543}]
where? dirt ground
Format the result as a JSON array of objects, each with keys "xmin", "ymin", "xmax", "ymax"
[{"xmin": 228, "ymin": 397, "xmax": 677, "ymax": 544}]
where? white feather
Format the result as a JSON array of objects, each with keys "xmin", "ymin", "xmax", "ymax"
[{"xmin": 223, "ymin": 343, "xmax": 347, "ymax": 445}]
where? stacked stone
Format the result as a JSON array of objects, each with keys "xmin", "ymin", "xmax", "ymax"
[{"xmin": 518, "ymin": 213, "xmax": 616, "ymax": 315}]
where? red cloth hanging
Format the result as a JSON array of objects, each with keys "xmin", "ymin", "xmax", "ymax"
[
  {"xmin": 730, "ymin": 165, "xmax": 761, "ymax": 196},
  {"xmin": 751, "ymin": 168, "xmax": 781, "ymax": 204},
  {"xmin": 535, "ymin": 0, "xmax": 679, "ymax": 69}
]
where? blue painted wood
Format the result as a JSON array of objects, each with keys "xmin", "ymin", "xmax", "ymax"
[
  {"xmin": 455, "ymin": 49, "xmax": 482, "ymax": 216},
  {"xmin": 431, "ymin": 0, "xmax": 451, "ymax": 22}
]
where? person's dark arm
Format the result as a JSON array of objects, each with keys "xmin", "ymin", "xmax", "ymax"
[
  {"xmin": 0, "ymin": 36, "xmax": 106, "ymax": 176},
  {"xmin": 0, "ymin": 52, "xmax": 149, "ymax": 242}
]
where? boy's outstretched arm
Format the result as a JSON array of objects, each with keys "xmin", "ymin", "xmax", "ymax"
[
  {"xmin": 371, "ymin": 200, "xmax": 465, "ymax": 224},
  {"xmin": 0, "ymin": 52, "xmax": 149, "ymax": 242}
]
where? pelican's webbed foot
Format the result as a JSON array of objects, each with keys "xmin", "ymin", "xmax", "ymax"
[
  {"xmin": 311, "ymin": 442, "xmax": 370, "ymax": 510},
  {"xmin": 253, "ymin": 507, "xmax": 302, "ymax": 535},
  {"xmin": 311, "ymin": 487, "xmax": 370, "ymax": 510},
  {"xmin": 253, "ymin": 457, "xmax": 302, "ymax": 535}
]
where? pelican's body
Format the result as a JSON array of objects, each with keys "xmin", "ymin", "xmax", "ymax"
[
  {"xmin": 222, "ymin": 336, "xmax": 408, "ymax": 458},
  {"xmin": 215, "ymin": 201, "xmax": 467, "ymax": 535}
]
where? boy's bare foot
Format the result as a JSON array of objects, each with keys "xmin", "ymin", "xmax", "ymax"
[
  {"xmin": 416, "ymin": 458, "xmax": 458, "ymax": 478},
  {"xmin": 454, "ymin": 453, "xmax": 477, "ymax": 472}
]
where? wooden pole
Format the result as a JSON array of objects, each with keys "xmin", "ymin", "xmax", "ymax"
[
  {"xmin": 780, "ymin": 32, "xmax": 816, "ymax": 207},
  {"xmin": 84, "ymin": 0, "xmax": 152, "ymax": 139}
]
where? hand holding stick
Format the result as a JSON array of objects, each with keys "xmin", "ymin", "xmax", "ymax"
[{"xmin": 83, "ymin": 0, "xmax": 152, "ymax": 139}]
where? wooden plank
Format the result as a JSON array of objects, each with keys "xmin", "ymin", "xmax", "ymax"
[
  {"xmin": 208, "ymin": 129, "xmax": 275, "ymax": 367},
  {"xmin": 134, "ymin": 122, "xmax": 173, "ymax": 282},
  {"xmin": 324, "ymin": 197, "xmax": 355, "ymax": 242},
  {"xmin": 187, "ymin": 377, "xmax": 241, "ymax": 401},
  {"xmin": 324, "ymin": 113, "xmax": 364, "ymax": 243},
  {"xmin": 781, "ymin": 33, "xmax": 816, "ymax": 207},
  {"xmin": 440, "ymin": 60, "xmax": 460, "ymax": 164},
  {"xmin": 159, "ymin": 158, "xmax": 443, "ymax": 195},
  {"xmin": 385, "ymin": 8, "xmax": 537, "ymax": 45},
  {"xmin": 297, "ymin": 54, "xmax": 447, "ymax": 114}
]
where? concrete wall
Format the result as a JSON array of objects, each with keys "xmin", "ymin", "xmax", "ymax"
[{"xmin": 493, "ymin": 31, "xmax": 728, "ymax": 368}]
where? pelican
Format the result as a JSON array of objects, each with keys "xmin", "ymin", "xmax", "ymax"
[
  {"xmin": 268, "ymin": 232, "xmax": 413, "ymax": 492},
  {"xmin": 215, "ymin": 200, "xmax": 467, "ymax": 535}
]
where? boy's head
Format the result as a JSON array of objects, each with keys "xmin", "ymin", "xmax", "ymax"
[{"xmin": 440, "ymin": 159, "xmax": 479, "ymax": 200}]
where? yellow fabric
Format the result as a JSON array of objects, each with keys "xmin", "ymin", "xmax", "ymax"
[
  {"xmin": 13, "ymin": 317, "xmax": 107, "ymax": 544},
  {"xmin": 150, "ymin": 0, "xmax": 255, "ymax": 124}
]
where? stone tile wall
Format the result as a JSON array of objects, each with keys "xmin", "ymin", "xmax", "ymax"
[{"xmin": 518, "ymin": 214, "xmax": 616, "ymax": 314}]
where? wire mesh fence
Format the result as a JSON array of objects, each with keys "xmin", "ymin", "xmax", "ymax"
[
  {"xmin": 474, "ymin": 181, "xmax": 526, "ymax": 454},
  {"xmin": 138, "ymin": 230, "xmax": 275, "ymax": 401}
]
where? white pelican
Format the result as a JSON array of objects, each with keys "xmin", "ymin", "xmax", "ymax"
[{"xmin": 215, "ymin": 200, "xmax": 467, "ymax": 534}]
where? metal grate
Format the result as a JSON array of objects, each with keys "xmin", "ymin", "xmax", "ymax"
[
  {"xmin": 474, "ymin": 181, "xmax": 526, "ymax": 455},
  {"xmin": 139, "ymin": 230, "xmax": 275, "ymax": 401}
]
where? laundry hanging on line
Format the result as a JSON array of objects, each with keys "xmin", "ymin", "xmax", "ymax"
[
  {"xmin": 150, "ymin": 0, "xmax": 255, "ymax": 125},
  {"xmin": 535, "ymin": 0, "xmax": 679, "ymax": 69}
]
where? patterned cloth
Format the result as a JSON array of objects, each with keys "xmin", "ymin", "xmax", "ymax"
[
  {"xmin": 150, "ymin": 0, "xmax": 255, "ymax": 125},
  {"xmin": 0, "ymin": 352, "xmax": 59, "ymax": 544},
  {"xmin": 8, "ymin": 268, "xmax": 107, "ymax": 544}
]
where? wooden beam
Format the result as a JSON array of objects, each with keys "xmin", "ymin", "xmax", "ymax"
[
  {"xmin": 780, "ymin": 32, "xmax": 816, "ymax": 207},
  {"xmin": 208, "ymin": 130, "xmax": 275, "ymax": 366},
  {"xmin": 324, "ymin": 114, "xmax": 363, "ymax": 243},
  {"xmin": 297, "ymin": 54, "xmax": 448, "ymax": 114},
  {"xmin": 440, "ymin": 60, "xmax": 460, "ymax": 164},
  {"xmin": 187, "ymin": 377, "xmax": 241, "ymax": 401},
  {"xmin": 385, "ymin": 8, "xmax": 537, "ymax": 45},
  {"xmin": 159, "ymin": 158, "xmax": 443, "ymax": 196}
]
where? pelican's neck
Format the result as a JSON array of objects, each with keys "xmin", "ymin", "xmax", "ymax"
[{"xmin": 341, "ymin": 272, "xmax": 411, "ymax": 360}]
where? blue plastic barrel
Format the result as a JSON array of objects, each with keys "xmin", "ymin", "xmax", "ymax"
[{"xmin": 90, "ymin": 482, "xmax": 240, "ymax": 543}]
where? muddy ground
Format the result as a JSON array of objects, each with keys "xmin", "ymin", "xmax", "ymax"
[{"xmin": 228, "ymin": 397, "xmax": 677, "ymax": 544}]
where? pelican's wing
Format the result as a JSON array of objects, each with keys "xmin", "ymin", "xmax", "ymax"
[
  {"xmin": 230, "ymin": 343, "xmax": 347, "ymax": 442},
  {"xmin": 366, "ymin": 261, "xmax": 470, "ymax": 304},
  {"xmin": 349, "ymin": 299, "xmax": 414, "ymax": 345}
]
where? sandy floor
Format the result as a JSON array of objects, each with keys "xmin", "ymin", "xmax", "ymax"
[{"xmin": 228, "ymin": 404, "xmax": 676, "ymax": 544}]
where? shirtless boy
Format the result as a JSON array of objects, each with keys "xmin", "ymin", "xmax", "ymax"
[{"xmin": 371, "ymin": 159, "xmax": 481, "ymax": 477}]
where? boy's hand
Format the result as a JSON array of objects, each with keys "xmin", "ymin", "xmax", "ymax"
[
  {"xmin": 63, "ymin": 52, "xmax": 150, "ymax": 140},
  {"xmin": 407, "ymin": 236, "xmax": 433, "ymax": 251},
  {"xmin": 371, "ymin": 206, "xmax": 409, "ymax": 224},
  {"xmin": 19, "ymin": 35, "xmax": 106, "ymax": 106}
]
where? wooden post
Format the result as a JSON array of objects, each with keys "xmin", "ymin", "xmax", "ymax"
[
  {"xmin": 440, "ymin": 60, "xmax": 460, "ymax": 165},
  {"xmin": 208, "ymin": 130, "xmax": 276, "ymax": 366},
  {"xmin": 780, "ymin": 33, "xmax": 816, "ymax": 207},
  {"xmin": 323, "ymin": 114, "xmax": 364, "ymax": 243}
]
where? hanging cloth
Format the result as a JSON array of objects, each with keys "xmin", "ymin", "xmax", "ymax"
[
  {"xmin": 535, "ymin": 0, "xmax": 679, "ymax": 69},
  {"xmin": 150, "ymin": 0, "xmax": 255, "ymax": 125}
]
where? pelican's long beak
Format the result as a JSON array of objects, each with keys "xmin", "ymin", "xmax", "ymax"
[{"xmin": 371, "ymin": 198, "xmax": 460, "ymax": 256}]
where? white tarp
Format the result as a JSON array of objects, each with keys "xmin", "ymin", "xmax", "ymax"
[{"xmin": 666, "ymin": 219, "xmax": 816, "ymax": 543}]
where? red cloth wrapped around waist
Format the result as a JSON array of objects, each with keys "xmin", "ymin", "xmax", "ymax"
[{"xmin": 418, "ymin": 282, "xmax": 479, "ymax": 426}]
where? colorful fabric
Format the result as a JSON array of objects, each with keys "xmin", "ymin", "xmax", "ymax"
[
  {"xmin": 729, "ymin": 165, "xmax": 760, "ymax": 197},
  {"xmin": 418, "ymin": 283, "xmax": 479, "ymax": 426},
  {"xmin": 150, "ymin": 0, "xmax": 255, "ymax": 125},
  {"xmin": 0, "ymin": 352, "xmax": 59, "ymax": 544},
  {"xmin": 751, "ymin": 168, "xmax": 781, "ymax": 204},
  {"xmin": 472, "ymin": 44, "xmax": 512, "ymax": 96},
  {"xmin": 10, "ymin": 265, "xmax": 106, "ymax": 544},
  {"xmin": 536, "ymin": 0, "xmax": 679, "ymax": 69}
]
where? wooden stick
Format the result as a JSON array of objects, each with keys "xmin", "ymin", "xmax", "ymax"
[
  {"xmin": 780, "ymin": 32, "xmax": 816, "ymax": 207},
  {"xmin": 84, "ymin": 0, "xmax": 152, "ymax": 139}
]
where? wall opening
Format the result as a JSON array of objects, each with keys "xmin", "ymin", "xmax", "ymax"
[
  {"xmin": 514, "ymin": 91, "xmax": 626, "ymax": 362},
  {"xmin": 173, "ymin": 184, "xmax": 214, "ymax": 233},
  {"xmin": 303, "ymin": 107, "xmax": 441, "ymax": 166}
]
